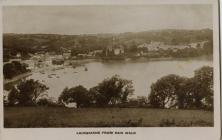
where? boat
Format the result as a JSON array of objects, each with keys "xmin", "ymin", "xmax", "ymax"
[{"xmin": 40, "ymin": 70, "xmax": 45, "ymax": 74}]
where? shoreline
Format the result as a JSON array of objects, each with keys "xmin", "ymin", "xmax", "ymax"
[
  {"xmin": 4, "ymin": 72, "xmax": 32, "ymax": 85},
  {"xmin": 71, "ymin": 55, "xmax": 213, "ymax": 62}
]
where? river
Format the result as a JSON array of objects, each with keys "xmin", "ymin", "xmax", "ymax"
[{"xmin": 26, "ymin": 57, "xmax": 212, "ymax": 99}]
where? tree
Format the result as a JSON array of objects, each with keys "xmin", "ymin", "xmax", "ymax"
[
  {"xmin": 8, "ymin": 79, "xmax": 48, "ymax": 106},
  {"xmin": 8, "ymin": 86, "xmax": 19, "ymax": 105},
  {"xmin": 88, "ymin": 86, "xmax": 102, "ymax": 105},
  {"xmin": 148, "ymin": 74, "xmax": 186, "ymax": 108},
  {"xmin": 3, "ymin": 61, "xmax": 30, "ymax": 79},
  {"xmin": 148, "ymin": 66, "xmax": 213, "ymax": 110},
  {"xmin": 177, "ymin": 78, "xmax": 197, "ymax": 109},
  {"xmin": 3, "ymin": 63, "xmax": 16, "ymax": 79},
  {"xmin": 58, "ymin": 85, "xmax": 89, "ymax": 108},
  {"xmin": 202, "ymin": 40, "xmax": 213, "ymax": 55},
  {"xmin": 90, "ymin": 75, "xmax": 134, "ymax": 106},
  {"xmin": 193, "ymin": 66, "xmax": 213, "ymax": 109}
]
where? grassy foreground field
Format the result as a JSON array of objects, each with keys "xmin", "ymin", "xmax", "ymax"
[{"xmin": 4, "ymin": 107, "xmax": 213, "ymax": 128}]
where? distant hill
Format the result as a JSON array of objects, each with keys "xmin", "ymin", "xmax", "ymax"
[{"xmin": 3, "ymin": 28, "xmax": 213, "ymax": 57}]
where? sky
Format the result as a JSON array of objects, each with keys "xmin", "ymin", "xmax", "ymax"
[{"xmin": 3, "ymin": 5, "xmax": 212, "ymax": 35}]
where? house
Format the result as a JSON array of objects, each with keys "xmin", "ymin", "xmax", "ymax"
[
  {"xmin": 64, "ymin": 102, "xmax": 77, "ymax": 108},
  {"xmin": 138, "ymin": 42, "xmax": 190, "ymax": 52},
  {"xmin": 137, "ymin": 42, "xmax": 161, "ymax": 51},
  {"xmin": 189, "ymin": 41, "xmax": 207, "ymax": 49},
  {"xmin": 106, "ymin": 45, "xmax": 124, "ymax": 56},
  {"xmin": 36, "ymin": 46, "xmax": 47, "ymax": 55},
  {"xmin": 114, "ymin": 46, "xmax": 124, "ymax": 55},
  {"xmin": 23, "ymin": 60, "xmax": 35, "ymax": 70},
  {"xmin": 148, "ymin": 41, "xmax": 164, "ymax": 51},
  {"xmin": 106, "ymin": 45, "xmax": 113, "ymax": 56},
  {"xmin": 52, "ymin": 58, "xmax": 64, "ymax": 65},
  {"xmin": 77, "ymin": 53, "xmax": 88, "ymax": 58},
  {"xmin": 31, "ymin": 53, "xmax": 48, "ymax": 68},
  {"xmin": 63, "ymin": 50, "xmax": 71, "ymax": 59},
  {"xmin": 93, "ymin": 50, "xmax": 103, "ymax": 56},
  {"xmin": 16, "ymin": 52, "xmax": 21, "ymax": 58}
]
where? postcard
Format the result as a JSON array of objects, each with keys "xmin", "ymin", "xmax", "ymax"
[{"xmin": 0, "ymin": 0, "xmax": 220, "ymax": 140}]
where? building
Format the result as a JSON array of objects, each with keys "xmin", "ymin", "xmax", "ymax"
[
  {"xmin": 106, "ymin": 45, "xmax": 124, "ymax": 56},
  {"xmin": 60, "ymin": 47, "xmax": 72, "ymax": 59},
  {"xmin": 52, "ymin": 58, "xmax": 64, "ymax": 65},
  {"xmin": 23, "ymin": 60, "xmax": 35, "ymax": 70},
  {"xmin": 105, "ymin": 36, "xmax": 125, "ymax": 56},
  {"xmin": 77, "ymin": 53, "xmax": 88, "ymax": 58},
  {"xmin": 189, "ymin": 41, "xmax": 207, "ymax": 49},
  {"xmin": 138, "ymin": 42, "xmax": 190, "ymax": 52},
  {"xmin": 63, "ymin": 50, "xmax": 71, "ymax": 59},
  {"xmin": 16, "ymin": 52, "xmax": 21, "ymax": 58},
  {"xmin": 65, "ymin": 102, "xmax": 77, "ymax": 108},
  {"xmin": 93, "ymin": 50, "xmax": 103, "ymax": 56},
  {"xmin": 114, "ymin": 46, "xmax": 124, "ymax": 55}
]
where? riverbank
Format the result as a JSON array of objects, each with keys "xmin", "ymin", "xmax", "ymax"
[
  {"xmin": 71, "ymin": 55, "xmax": 213, "ymax": 62},
  {"xmin": 4, "ymin": 72, "xmax": 32, "ymax": 85},
  {"xmin": 4, "ymin": 107, "xmax": 213, "ymax": 127},
  {"xmin": 3, "ymin": 64, "xmax": 71, "ymax": 86}
]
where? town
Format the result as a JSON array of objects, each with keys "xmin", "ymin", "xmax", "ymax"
[{"xmin": 4, "ymin": 39, "xmax": 210, "ymax": 71}]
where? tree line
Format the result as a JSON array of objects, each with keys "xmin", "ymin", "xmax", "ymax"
[
  {"xmin": 3, "ymin": 61, "xmax": 31, "ymax": 79},
  {"xmin": 4, "ymin": 66, "xmax": 213, "ymax": 110}
]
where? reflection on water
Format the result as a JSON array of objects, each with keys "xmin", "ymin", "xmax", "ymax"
[{"xmin": 27, "ymin": 58, "xmax": 212, "ymax": 99}]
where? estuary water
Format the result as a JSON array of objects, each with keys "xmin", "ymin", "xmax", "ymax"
[{"xmin": 27, "ymin": 58, "xmax": 212, "ymax": 99}]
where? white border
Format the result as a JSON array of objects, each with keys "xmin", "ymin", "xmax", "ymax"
[{"xmin": 0, "ymin": 0, "xmax": 220, "ymax": 140}]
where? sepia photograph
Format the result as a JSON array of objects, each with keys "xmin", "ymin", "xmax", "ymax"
[{"xmin": 2, "ymin": 4, "xmax": 216, "ymax": 128}]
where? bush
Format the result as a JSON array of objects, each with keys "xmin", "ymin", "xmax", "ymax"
[{"xmin": 7, "ymin": 79, "xmax": 48, "ymax": 106}]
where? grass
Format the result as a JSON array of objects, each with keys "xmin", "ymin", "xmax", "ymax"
[{"xmin": 4, "ymin": 107, "xmax": 213, "ymax": 128}]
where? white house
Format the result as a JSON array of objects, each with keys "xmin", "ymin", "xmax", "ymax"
[
  {"xmin": 77, "ymin": 53, "xmax": 88, "ymax": 57},
  {"xmin": 114, "ymin": 47, "xmax": 124, "ymax": 55},
  {"xmin": 93, "ymin": 50, "xmax": 103, "ymax": 56},
  {"xmin": 16, "ymin": 52, "xmax": 21, "ymax": 58},
  {"xmin": 64, "ymin": 102, "xmax": 77, "ymax": 108}
]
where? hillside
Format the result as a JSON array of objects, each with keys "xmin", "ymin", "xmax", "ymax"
[{"xmin": 3, "ymin": 29, "xmax": 213, "ymax": 59}]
